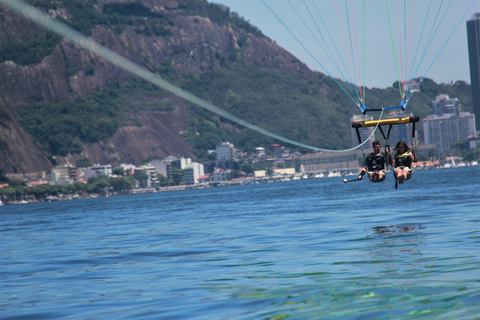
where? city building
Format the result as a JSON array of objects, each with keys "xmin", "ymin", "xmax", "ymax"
[
  {"xmin": 120, "ymin": 163, "xmax": 136, "ymax": 175},
  {"xmin": 467, "ymin": 13, "xmax": 480, "ymax": 131},
  {"xmin": 157, "ymin": 156, "xmax": 205, "ymax": 185},
  {"xmin": 147, "ymin": 160, "xmax": 168, "ymax": 177},
  {"xmin": 351, "ymin": 114, "xmax": 374, "ymax": 149},
  {"xmin": 423, "ymin": 113, "xmax": 476, "ymax": 157},
  {"xmin": 213, "ymin": 168, "xmax": 229, "ymax": 181},
  {"xmin": 51, "ymin": 165, "xmax": 78, "ymax": 185},
  {"xmin": 255, "ymin": 147, "xmax": 266, "ymax": 157},
  {"xmin": 431, "ymin": 94, "xmax": 459, "ymax": 116},
  {"xmin": 216, "ymin": 142, "xmax": 235, "ymax": 160},
  {"xmin": 467, "ymin": 136, "xmax": 480, "ymax": 149},
  {"xmin": 299, "ymin": 150, "xmax": 363, "ymax": 173},
  {"xmin": 182, "ymin": 161, "xmax": 205, "ymax": 184},
  {"xmin": 134, "ymin": 167, "xmax": 158, "ymax": 188},
  {"xmin": 414, "ymin": 144, "xmax": 436, "ymax": 161},
  {"xmin": 91, "ymin": 164, "xmax": 112, "ymax": 177},
  {"xmin": 273, "ymin": 168, "xmax": 295, "ymax": 175},
  {"xmin": 215, "ymin": 142, "xmax": 236, "ymax": 170},
  {"xmin": 254, "ymin": 170, "xmax": 267, "ymax": 178}
]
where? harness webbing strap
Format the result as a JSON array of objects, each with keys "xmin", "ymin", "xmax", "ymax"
[
  {"xmin": 355, "ymin": 127, "xmax": 362, "ymax": 144},
  {"xmin": 378, "ymin": 126, "xmax": 387, "ymax": 141},
  {"xmin": 387, "ymin": 124, "xmax": 394, "ymax": 140}
]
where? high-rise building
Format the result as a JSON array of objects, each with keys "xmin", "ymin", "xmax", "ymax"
[
  {"xmin": 423, "ymin": 95, "xmax": 476, "ymax": 157},
  {"xmin": 423, "ymin": 113, "xmax": 476, "ymax": 157},
  {"xmin": 467, "ymin": 13, "xmax": 480, "ymax": 131},
  {"xmin": 431, "ymin": 94, "xmax": 459, "ymax": 116},
  {"xmin": 216, "ymin": 142, "xmax": 234, "ymax": 160},
  {"xmin": 351, "ymin": 115, "xmax": 374, "ymax": 149}
]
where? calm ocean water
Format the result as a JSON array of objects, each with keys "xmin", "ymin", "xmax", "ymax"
[{"xmin": 1, "ymin": 166, "xmax": 479, "ymax": 319}]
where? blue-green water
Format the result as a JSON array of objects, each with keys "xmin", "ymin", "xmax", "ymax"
[{"xmin": 1, "ymin": 166, "xmax": 479, "ymax": 319}]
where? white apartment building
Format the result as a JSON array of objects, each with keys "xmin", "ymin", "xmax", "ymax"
[{"xmin": 182, "ymin": 161, "xmax": 205, "ymax": 184}]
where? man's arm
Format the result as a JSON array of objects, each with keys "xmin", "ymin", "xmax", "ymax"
[
  {"xmin": 358, "ymin": 166, "xmax": 367, "ymax": 180},
  {"xmin": 385, "ymin": 146, "xmax": 392, "ymax": 166}
]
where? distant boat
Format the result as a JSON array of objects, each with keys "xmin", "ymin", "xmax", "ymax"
[
  {"xmin": 0, "ymin": 199, "xmax": 4, "ymax": 206},
  {"xmin": 444, "ymin": 156, "xmax": 467, "ymax": 168},
  {"xmin": 327, "ymin": 171, "xmax": 341, "ymax": 178},
  {"xmin": 444, "ymin": 156, "xmax": 456, "ymax": 168}
]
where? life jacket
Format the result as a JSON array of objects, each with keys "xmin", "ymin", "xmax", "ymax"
[
  {"xmin": 365, "ymin": 153, "xmax": 386, "ymax": 171},
  {"xmin": 394, "ymin": 152, "xmax": 412, "ymax": 168}
]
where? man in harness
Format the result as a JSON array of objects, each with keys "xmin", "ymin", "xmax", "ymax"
[{"xmin": 358, "ymin": 140, "xmax": 392, "ymax": 183}]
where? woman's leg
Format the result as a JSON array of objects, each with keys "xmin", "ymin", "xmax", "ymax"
[{"xmin": 395, "ymin": 168, "xmax": 406, "ymax": 184}]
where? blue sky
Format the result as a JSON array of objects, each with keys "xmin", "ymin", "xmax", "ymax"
[{"xmin": 211, "ymin": 0, "xmax": 478, "ymax": 89}]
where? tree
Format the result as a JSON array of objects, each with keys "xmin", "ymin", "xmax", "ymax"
[
  {"xmin": 157, "ymin": 173, "xmax": 170, "ymax": 187},
  {"xmin": 109, "ymin": 176, "xmax": 133, "ymax": 191},
  {"xmin": 77, "ymin": 158, "xmax": 92, "ymax": 168},
  {"xmin": 112, "ymin": 167, "xmax": 125, "ymax": 176},
  {"xmin": 171, "ymin": 168, "xmax": 185, "ymax": 185},
  {"xmin": 230, "ymin": 170, "xmax": 242, "ymax": 179},
  {"xmin": 90, "ymin": 179, "xmax": 110, "ymax": 194},
  {"xmin": 239, "ymin": 161, "xmax": 254, "ymax": 174}
]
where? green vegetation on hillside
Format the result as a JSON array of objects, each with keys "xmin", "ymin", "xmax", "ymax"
[
  {"xmin": 0, "ymin": 31, "xmax": 61, "ymax": 66},
  {"xmin": 180, "ymin": 64, "xmax": 353, "ymax": 156},
  {"xmin": 17, "ymin": 78, "xmax": 176, "ymax": 157}
]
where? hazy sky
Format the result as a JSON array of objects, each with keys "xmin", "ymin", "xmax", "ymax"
[{"xmin": 211, "ymin": 0, "xmax": 478, "ymax": 89}]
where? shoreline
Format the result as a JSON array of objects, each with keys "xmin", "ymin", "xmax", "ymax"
[{"xmin": 1, "ymin": 164, "xmax": 476, "ymax": 206}]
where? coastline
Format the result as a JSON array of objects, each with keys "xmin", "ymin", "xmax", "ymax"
[{"xmin": 0, "ymin": 164, "xmax": 476, "ymax": 206}]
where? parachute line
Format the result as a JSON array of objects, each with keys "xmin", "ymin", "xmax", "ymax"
[
  {"xmin": 302, "ymin": 0, "xmax": 361, "ymax": 103},
  {"xmin": 385, "ymin": 0, "xmax": 403, "ymax": 98},
  {"xmin": 408, "ymin": 0, "xmax": 448, "ymax": 88},
  {"xmin": 362, "ymin": 0, "xmax": 366, "ymax": 102},
  {"xmin": 312, "ymin": 1, "xmax": 361, "ymax": 102},
  {"xmin": 260, "ymin": 0, "xmax": 362, "ymax": 109},
  {"xmin": 407, "ymin": 0, "xmax": 432, "ymax": 83},
  {"xmin": 297, "ymin": 0, "xmax": 361, "ymax": 103},
  {"xmin": 406, "ymin": 0, "xmax": 476, "ymax": 102}
]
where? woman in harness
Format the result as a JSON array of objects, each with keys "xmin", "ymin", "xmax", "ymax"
[
  {"xmin": 393, "ymin": 140, "xmax": 417, "ymax": 184},
  {"xmin": 358, "ymin": 140, "xmax": 392, "ymax": 183}
]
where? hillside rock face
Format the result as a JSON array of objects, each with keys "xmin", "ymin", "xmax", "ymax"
[
  {"xmin": 0, "ymin": 97, "xmax": 52, "ymax": 178},
  {"xmin": 0, "ymin": 0, "xmax": 314, "ymax": 176}
]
